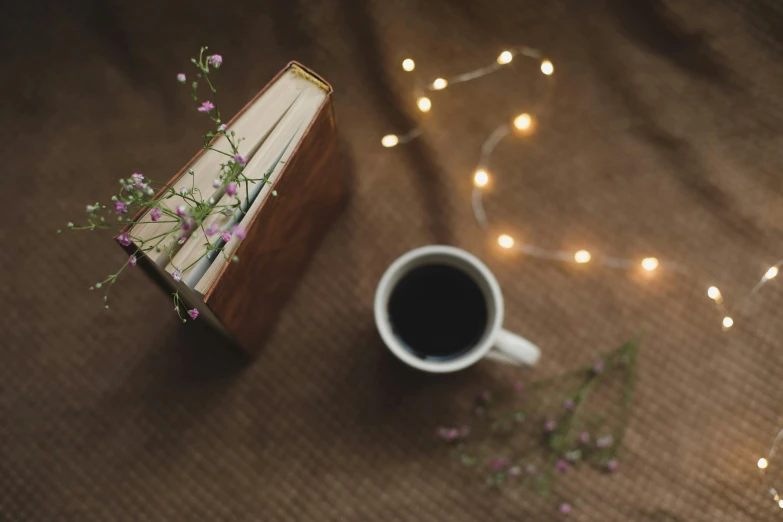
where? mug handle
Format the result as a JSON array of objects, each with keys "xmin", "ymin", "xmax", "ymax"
[{"xmin": 484, "ymin": 329, "xmax": 541, "ymax": 366}]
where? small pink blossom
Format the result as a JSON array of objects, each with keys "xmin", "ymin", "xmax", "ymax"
[
  {"xmin": 128, "ymin": 255, "xmax": 137, "ymax": 267},
  {"xmin": 114, "ymin": 201, "xmax": 127, "ymax": 214},
  {"xmin": 218, "ymin": 124, "xmax": 226, "ymax": 132},
  {"xmin": 212, "ymin": 179, "xmax": 221, "ymax": 188},
  {"xmin": 176, "ymin": 205, "xmax": 187, "ymax": 217},
  {"xmin": 179, "ymin": 186, "xmax": 189, "ymax": 195},
  {"xmin": 594, "ymin": 360, "xmax": 605, "ymax": 374},
  {"xmin": 232, "ymin": 226, "xmax": 246, "ymax": 240},
  {"xmin": 172, "ymin": 269, "xmax": 183, "ymax": 283},
  {"xmin": 492, "ymin": 458, "xmax": 509, "ymax": 470},
  {"xmin": 116, "ymin": 233, "xmax": 131, "ymax": 247},
  {"xmin": 559, "ymin": 503, "xmax": 571, "ymax": 515},
  {"xmin": 180, "ymin": 217, "xmax": 195, "ymax": 231},
  {"xmin": 208, "ymin": 54, "xmax": 222, "ymax": 67},
  {"xmin": 556, "ymin": 460, "xmax": 570, "ymax": 473},
  {"xmin": 607, "ymin": 459, "xmax": 618, "ymax": 472},
  {"xmin": 233, "ymin": 153, "xmax": 247, "ymax": 166},
  {"xmin": 226, "ymin": 182, "xmax": 238, "ymax": 197},
  {"xmin": 205, "ymin": 223, "xmax": 220, "ymax": 236},
  {"xmin": 177, "ymin": 236, "xmax": 188, "ymax": 245},
  {"xmin": 596, "ymin": 435, "xmax": 614, "ymax": 448},
  {"xmin": 563, "ymin": 399, "xmax": 575, "ymax": 410},
  {"xmin": 188, "ymin": 308, "xmax": 199, "ymax": 320},
  {"xmin": 131, "ymin": 173, "xmax": 144, "ymax": 182},
  {"xmin": 149, "ymin": 208, "xmax": 162, "ymax": 222},
  {"xmin": 579, "ymin": 432, "xmax": 590, "ymax": 444},
  {"xmin": 197, "ymin": 101, "xmax": 215, "ymax": 113},
  {"xmin": 544, "ymin": 419, "xmax": 557, "ymax": 433},
  {"xmin": 221, "ymin": 230, "xmax": 232, "ymax": 243},
  {"xmin": 176, "ymin": 73, "xmax": 186, "ymax": 83}
]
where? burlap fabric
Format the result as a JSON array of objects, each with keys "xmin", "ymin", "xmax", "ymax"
[{"xmin": 3, "ymin": 0, "xmax": 783, "ymax": 519}]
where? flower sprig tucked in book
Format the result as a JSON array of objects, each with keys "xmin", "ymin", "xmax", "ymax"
[
  {"xmin": 437, "ymin": 340, "xmax": 639, "ymax": 506},
  {"xmin": 59, "ymin": 47, "xmax": 335, "ymax": 326}
]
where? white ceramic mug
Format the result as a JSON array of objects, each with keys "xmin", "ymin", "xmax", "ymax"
[{"xmin": 374, "ymin": 245, "xmax": 541, "ymax": 373}]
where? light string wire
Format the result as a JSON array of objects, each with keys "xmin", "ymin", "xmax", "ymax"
[{"xmin": 382, "ymin": 46, "xmax": 783, "ymax": 507}]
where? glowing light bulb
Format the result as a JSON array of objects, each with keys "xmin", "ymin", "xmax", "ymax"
[
  {"xmin": 766, "ymin": 266, "xmax": 779, "ymax": 279},
  {"xmin": 513, "ymin": 113, "xmax": 532, "ymax": 131},
  {"xmin": 498, "ymin": 235, "xmax": 514, "ymax": 249},
  {"xmin": 641, "ymin": 257, "xmax": 659, "ymax": 271},
  {"xmin": 707, "ymin": 286, "xmax": 721, "ymax": 300},
  {"xmin": 417, "ymin": 97, "xmax": 432, "ymax": 112},
  {"xmin": 402, "ymin": 59, "xmax": 415, "ymax": 72},
  {"xmin": 432, "ymin": 78, "xmax": 448, "ymax": 90},
  {"xmin": 759, "ymin": 458, "xmax": 769, "ymax": 469},
  {"xmin": 474, "ymin": 169, "xmax": 489, "ymax": 187},
  {"xmin": 574, "ymin": 250, "xmax": 591, "ymax": 264},
  {"xmin": 722, "ymin": 316, "xmax": 734, "ymax": 329},
  {"xmin": 778, "ymin": 499, "xmax": 783, "ymax": 509},
  {"xmin": 497, "ymin": 51, "xmax": 513, "ymax": 65},
  {"xmin": 541, "ymin": 60, "xmax": 554, "ymax": 75},
  {"xmin": 381, "ymin": 134, "xmax": 399, "ymax": 148}
]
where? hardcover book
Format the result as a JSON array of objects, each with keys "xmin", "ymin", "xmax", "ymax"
[{"xmin": 121, "ymin": 62, "xmax": 346, "ymax": 353}]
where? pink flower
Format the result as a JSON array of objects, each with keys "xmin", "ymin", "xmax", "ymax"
[
  {"xmin": 205, "ymin": 223, "xmax": 219, "ymax": 236},
  {"xmin": 208, "ymin": 54, "xmax": 223, "ymax": 67},
  {"xmin": 594, "ymin": 360, "xmax": 605, "ymax": 374},
  {"xmin": 131, "ymin": 173, "xmax": 144, "ymax": 182},
  {"xmin": 116, "ymin": 233, "xmax": 131, "ymax": 247},
  {"xmin": 226, "ymin": 182, "xmax": 238, "ymax": 197},
  {"xmin": 559, "ymin": 503, "xmax": 571, "ymax": 515},
  {"xmin": 563, "ymin": 399, "xmax": 575, "ymax": 410},
  {"xmin": 176, "ymin": 205, "xmax": 187, "ymax": 217},
  {"xmin": 597, "ymin": 435, "xmax": 614, "ymax": 448},
  {"xmin": 114, "ymin": 201, "xmax": 127, "ymax": 214},
  {"xmin": 188, "ymin": 308, "xmax": 199, "ymax": 320},
  {"xmin": 177, "ymin": 236, "xmax": 188, "ymax": 245},
  {"xmin": 492, "ymin": 458, "xmax": 509, "ymax": 470},
  {"xmin": 212, "ymin": 179, "xmax": 221, "ymax": 188},
  {"xmin": 607, "ymin": 459, "xmax": 618, "ymax": 472},
  {"xmin": 233, "ymin": 153, "xmax": 247, "ymax": 166},
  {"xmin": 544, "ymin": 419, "xmax": 557, "ymax": 433},
  {"xmin": 556, "ymin": 460, "xmax": 570, "ymax": 473},
  {"xmin": 197, "ymin": 101, "xmax": 215, "ymax": 113},
  {"xmin": 218, "ymin": 124, "xmax": 226, "ymax": 132},
  {"xmin": 232, "ymin": 226, "xmax": 246, "ymax": 240},
  {"xmin": 221, "ymin": 231, "xmax": 232, "ymax": 243},
  {"xmin": 180, "ymin": 217, "xmax": 195, "ymax": 231},
  {"xmin": 172, "ymin": 269, "xmax": 183, "ymax": 282},
  {"xmin": 128, "ymin": 255, "xmax": 137, "ymax": 267},
  {"xmin": 446, "ymin": 428, "xmax": 459, "ymax": 440},
  {"xmin": 149, "ymin": 208, "xmax": 162, "ymax": 222},
  {"xmin": 176, "ymin": 73, "xmax": 186, "ymax": 83},
  {"xmin": 579, "ymin": 432, "xmax": 590, "ymax": 444}
]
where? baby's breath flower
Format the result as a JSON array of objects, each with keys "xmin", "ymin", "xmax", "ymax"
[
  {"xmin": 232, "ymin": 226, "xmax": 246, "ymax": 240},
  {"xmin": 172, "ymin": 268, "xmax": 183, "ymax": 283},
  {"xmin": 116, "ymin": 233, "xmax": 131, "ymax": 247},
  {"xmin": 128, "ymin": 255, "xmax": 137, "ymax": 267},
  {"xmin": 208, "ymin": 54, "xmax": 222, "ymax": 67},
  {"xmin": 176, "ymin": 205, "xmax": 187, "ymax": 217},
  {"xmin": 212, "ymin": 179, "xmax": 221, "ymax": 188},
  {"xmin": 205, "ymin": 223, "xmax": 219, "ymax": 236},
  {"xmin": 188, "ymin": 308, "xmax": 199, "ymax": 320},
  {"xmin": 221, "ymin": 230, "xmax": 232, "ymax": 242},
  {"xmin": 233, "ymin": 153, "xmax": 247, "ymax": 166},
  {"xmin": 114, "ymin": 201, "xmax": 127, "ymax": 214},
  {"xmin": 149, "ymin": 208, "xmax": 162, "ymax": 222},
  {"xmin": 226, "ymin": 182, "xmax": 238, "ymax": 197},
  {"xmin": 177, "ymin": 73, "xmax": 186, "ymax": 83},
  {"xmin": 218, "ymin": 124, "xmax": 226, "ymax": 132},
  {"xmin": 197, "ymin": 101, "xmax": 215, "ymax": 113}
]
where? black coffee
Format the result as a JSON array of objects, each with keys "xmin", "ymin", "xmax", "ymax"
[{"xmin": 388, "ymin": 263, "xmax": 489, "ymax": 360}]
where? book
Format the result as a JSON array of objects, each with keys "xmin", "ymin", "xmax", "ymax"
[{"xmin": 120, "ymin": 62, "xmax": 347, "ymax": 353}]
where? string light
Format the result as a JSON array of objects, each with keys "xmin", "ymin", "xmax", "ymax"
[
  {"xmin": 641, "ymin": 257, "xmax": 659, "ymax": 271},
  {"xmin": 417, "ymin": 97, "xmax": 432, "ymax": 112},
  {"xmin": 432, "ymin": 78, "xmax": 448, "ymax": 90},
  {"xmin": 722, "ymin": 316, "xmax": 734, "ymax": 329},
  {"xmin": 402, "ymin": 58, "xmax": 415, "ymax": 72},
  {"xmin": 473, "ymin": 169, "xmax": 489, "ymax": 187},
  {"xmin": 498, "ymin": 234, "xmax": 515, "ymax": 249},
  {"xmin": 707, "ymin": 286, "xmax": 721, "ymax": 300},
  {"xmin": 574, "ymin": 250, "xmax": 591, "ymax": 264},
  {"xmin": 759, "ymin": 458, "xmax": 769, "ymax": 469},
  {"xmin": 497, "ymin": 51, "xmax": 513, "ymax": 64},
  {"xmin": 541, "ymin": 60, "xmax": 554, "ymax": 75},
  {"xmin": 766, "ymin": 266, "xmax": 779, "ymax": 280},
  {"xmin": 513, "ymin": 113, "xmax": 532, "ymax": 131},
  {"xmin": 381, "ymin": 134, "xmax": 399, "ymax": 148},
  {"xmin": 758, "ymin": 426, "xmax": 783, "ymax": 508}
]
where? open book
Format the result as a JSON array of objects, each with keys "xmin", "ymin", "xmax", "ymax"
[{"xmin": 121, "ymin": 62, "xmax": 346, "ymax": 352}]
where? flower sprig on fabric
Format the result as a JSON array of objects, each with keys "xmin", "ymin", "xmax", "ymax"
[
  {"xmin": 436, "ymin": 339, "xmax": 640, "ymax": 515},
  {"xmin": 59, "ymin": 47, "xmax": 268, "ymax": 322}
]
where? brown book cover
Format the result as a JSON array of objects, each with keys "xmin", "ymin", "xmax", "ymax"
[{"xmin": 121, "ymin": 62, "xmax": 347, "ymax": 353}]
